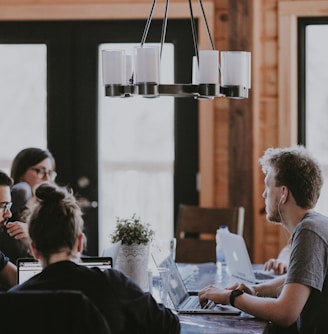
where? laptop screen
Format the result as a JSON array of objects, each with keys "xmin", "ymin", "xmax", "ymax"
[
  {"xmin": 152, "ymin": 254, "xmax": 189, "ymax": 309},
  {"xmin": 17, "ymin": 257, "xmax": 113, "ymax": 284}
]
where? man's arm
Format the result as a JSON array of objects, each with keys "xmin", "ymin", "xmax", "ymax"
[
  {"xmin": 233, "ymin": 282, "xmax": 311, "ymax": 327},
  {"xmin": 253, "ymin": 275, "xmax": 286, "ymax": 297},
  {"xmin": 199, "ymin": 277, "xmax": 310, "ymax": 328}
]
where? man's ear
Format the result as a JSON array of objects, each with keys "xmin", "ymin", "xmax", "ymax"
[
  {"xmin": 281, "ymin": 186, "xmax": 289, "ymax": 203},
  {"xmin": 77, "ymin": 234, "xmax": 84, "ymax": 253}
]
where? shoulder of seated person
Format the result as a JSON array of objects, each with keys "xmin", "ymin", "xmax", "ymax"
[{"xmin": 11, "ymin": 182, "xmax": 32, "ymax": 195}]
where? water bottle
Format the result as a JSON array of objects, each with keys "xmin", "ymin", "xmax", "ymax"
[{"xmin": 216, "ymin": 225, "xmax": 229, "ymax": 277}]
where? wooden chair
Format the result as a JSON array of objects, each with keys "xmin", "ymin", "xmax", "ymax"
[{"xmin": 175, "ymin": 204, "xmax": 245, "ymax": 263}]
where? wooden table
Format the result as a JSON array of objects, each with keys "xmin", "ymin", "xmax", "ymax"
[
  {"xmin": 179, "ymin": 313, "xmax": 268, "ymax": 334},
  {"xmin": 176, "ymin": 262, "xmax": 268, "ymax": 334}
]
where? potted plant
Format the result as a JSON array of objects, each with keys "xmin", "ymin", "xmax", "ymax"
[
  {"xmin": 111, "ymin": 213, "xmax": 154, "ymax": 246},
  {"xmin": 111, "ymin": 214, "xmax": 154, "ymax": 291}
]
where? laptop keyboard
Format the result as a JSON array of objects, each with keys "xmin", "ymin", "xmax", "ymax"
[
  {"xmin": 184, "ymin": 297, "xmax": 202, "ymax": 309},
  {"xmin": 183, "ymin": 296, "xmax": 215, "ymax": 310},
  {"xmin": 254, "ymin": 271, "xmax": 274, "ymax": 280}
]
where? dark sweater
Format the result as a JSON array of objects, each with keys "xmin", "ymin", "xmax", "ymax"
[{"xmin": 10, "ymin": 260, "xmax": 180, "ymax": 334}]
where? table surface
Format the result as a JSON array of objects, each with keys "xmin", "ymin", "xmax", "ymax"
[{"xmin": 175, "ymin": 262, "xmax": 269, "ymax": 334}]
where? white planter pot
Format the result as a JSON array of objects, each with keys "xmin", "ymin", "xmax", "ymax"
[{"xmin": 115, "ymin": 243, "xmax": 150, "ymax": 291}]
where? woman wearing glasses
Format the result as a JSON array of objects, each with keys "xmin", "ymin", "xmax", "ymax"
[{"xmin": 0, "ymin": 147, "xmax": 57, "ymax": 264}]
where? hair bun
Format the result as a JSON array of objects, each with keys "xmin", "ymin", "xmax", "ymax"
[{"xmin": 35, "ymin": 183, "xmax": 65, "ymax": 202}]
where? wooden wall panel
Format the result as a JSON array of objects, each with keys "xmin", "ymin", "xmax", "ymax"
[
  {"xmin": 252, "ymin": 0, "xmax": 280, "ymax": 262},
  {"xmin": 213, "ymin": 1, "xmax": 229, "ymax": 209}
]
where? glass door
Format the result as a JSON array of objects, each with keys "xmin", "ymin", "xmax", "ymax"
[{"xmin": 0, "ymin": 19, "xmax": 199, "ymax": 255}]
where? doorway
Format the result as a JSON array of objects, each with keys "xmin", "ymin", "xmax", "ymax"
[{"xmin": 0, "ymin": 19, "xmax": 199, "ymax": 255}]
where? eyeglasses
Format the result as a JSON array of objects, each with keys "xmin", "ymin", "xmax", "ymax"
[
  {"xmin": 0, "ymin": 202, "xmax": 12, "ymax": 214},
  {"xmin": 29, "ymin": 167, "xmax": 57, "ymax": 181}
]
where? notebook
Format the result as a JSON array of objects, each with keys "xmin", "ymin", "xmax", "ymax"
[
  {"xmin": 218, "ymin": 231, "xmax": 275, "ymax": 284},
  {"xmin": 152, "ymin": 253, "xmax": 241, "ymax": 315},
  {"xmin": 17, "ymin": 257, "xmax": 113, "ymax": 284}
]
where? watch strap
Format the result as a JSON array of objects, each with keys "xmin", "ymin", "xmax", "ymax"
[{"xmin": 229, "ymin": 289, "xmax": 244, "ymax": 307}]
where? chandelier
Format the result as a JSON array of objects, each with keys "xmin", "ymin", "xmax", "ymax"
[{"xmin": 102, "ymin": 0, "xmax": 251, "ymax": 99}]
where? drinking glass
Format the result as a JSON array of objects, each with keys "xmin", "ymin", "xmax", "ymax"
[{"xmin": 152, "ymin": 267, "xmax": 170, "ymax": 306}]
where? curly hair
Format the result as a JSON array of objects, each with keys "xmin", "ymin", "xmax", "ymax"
[{"xmin": 259, "ymin": 145, "xmax": 323, "ymax": 209}]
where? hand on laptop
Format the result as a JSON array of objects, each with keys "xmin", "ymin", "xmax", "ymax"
[
  {"xmin": 198, "ymin": 284, "xmax": 231, "ymax": 307},
  {"xmin": 264, "ymin": 244, "xmax": 290, "ymax": 275},
  {"xmin": 198, "ymin": 281, "xmax": 260, "ymax": 308},
  {"xmin": 263, "ymin": 258, "xmax": 288, "ymax": 275}
]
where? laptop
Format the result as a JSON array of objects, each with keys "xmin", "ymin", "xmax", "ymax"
[
  {"xmin": 218, "ymin": 231, "xmax": 275, "ymax": 284},
  {"xmin": 177, "ymin": 262, "xmax": 219, "ymax": 294},
  {"xmin": 152, "ymin": 253, "xmax": 241, "ymax": 315},
  {"xmin": 101, "ymin": 241, "xmax": 122, "ymax": 268},
  {"xmin": 17, "ymin": 256, "xmax": 113, "ymax": 285}
]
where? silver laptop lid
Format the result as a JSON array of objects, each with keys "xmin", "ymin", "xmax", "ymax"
[{"xmin": 218, "ymin": 231, "xmax": 258, "ymax": 283}]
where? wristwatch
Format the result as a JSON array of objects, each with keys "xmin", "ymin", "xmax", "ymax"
[{"xmin": 229, "ymin": 289, "xmax": 244, "ymax": 307}]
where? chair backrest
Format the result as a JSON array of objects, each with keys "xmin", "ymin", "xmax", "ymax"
[
  {"xmin": 0, "ymin": 290, "xmax": 112, "ymax": 334},
  {"xmin": 175, "ymin": 204, "xmax": 245, "ymax": 263}
]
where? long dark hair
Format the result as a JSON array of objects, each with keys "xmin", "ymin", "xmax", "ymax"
[{"xmin": 11, "ymin": 148, "xmax": 56, "ymax": 184}]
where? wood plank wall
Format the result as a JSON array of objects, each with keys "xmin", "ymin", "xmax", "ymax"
[
  {"xmin": 252, "ymin": 0, "xmax": 284, "ymax": 263},
  {"xmin": 2, "ymin": 0, "xmax": 322, "ymax": 262}
]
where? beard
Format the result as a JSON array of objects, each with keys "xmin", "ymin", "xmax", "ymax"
[{"xmin": 266, "ymin": 200, "xmax": 282, "ymax": 224}]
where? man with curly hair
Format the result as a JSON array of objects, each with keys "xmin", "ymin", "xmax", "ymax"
[{"xmin": 198, "ymin": 145, "xmax": 328, "ymax": 333}]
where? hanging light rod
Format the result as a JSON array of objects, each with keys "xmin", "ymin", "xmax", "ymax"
[{"xmin": 102, "ymin": 0, "xmax": 251, "ymax": 99}]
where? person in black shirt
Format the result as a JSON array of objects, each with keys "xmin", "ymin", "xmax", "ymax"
[{"xmin": 10, "ymin": 182, "xmax": 180, "ymax": 334}]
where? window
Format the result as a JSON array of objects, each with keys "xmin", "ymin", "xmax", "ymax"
[
  {"xmin": 298, "ymin": 19, "xmax": 328, "ymax": 215},
  {"xmin": 0, "ymin": 19, "xmax": 198, "ymax": 255},
  {"xmin": 98, "ymin": 43, "xmax": 175, "ymax": 251},
  {"xmin": 0, "ymin": 44, "xmax": 47, "ymax": 173}
]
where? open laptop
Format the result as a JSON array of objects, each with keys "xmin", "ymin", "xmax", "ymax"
[
  {"xmin": 17, "ymin": 257, "xmax": 113, "ymax": 285},
  {"xmin": 152, "ymin": 253, "xmax": 240, "ymax": 315},
  {"xmin": 218, "ymin": 231, "xmax": 275, "ymax": 284},
  {"xmin": 101, "ymin": 241, "xmax": 121, "ymax": 268}
]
